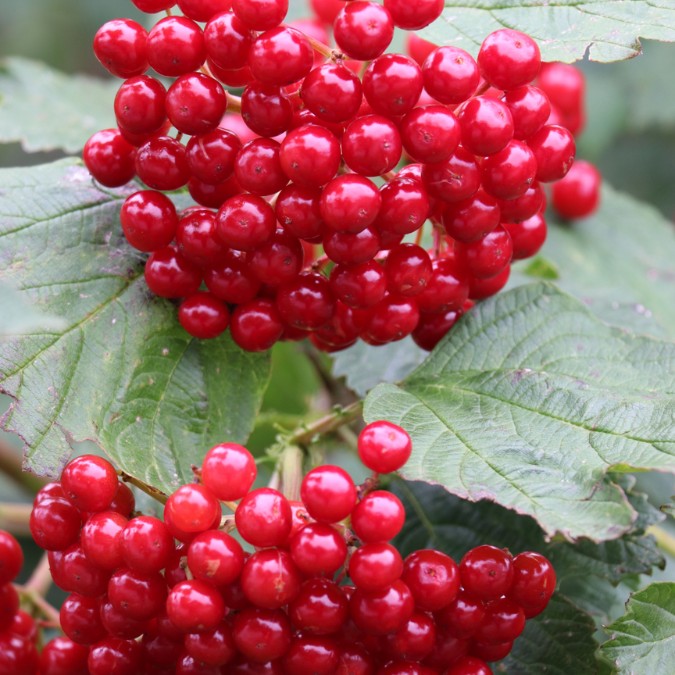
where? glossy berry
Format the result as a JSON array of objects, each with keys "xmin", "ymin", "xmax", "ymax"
[
  {"xmin": 301, "ymin": 465, "xmax": 357, "ymax": 524},
  {"xmin": 358, "ymin": 420, "xmax": 412, "ymax": 473},
  {"xmin": 146, "ymin": 16, "xmax": 206, "ymax": 77},
  {"xmin": 232, "ymin": 0, "xmax": 289, "ymax": 31},
  {"xmin": 93, "ymin": 19, "xmax": 148, "ymax": 79},
  {"xmin": 383, "ymin": 0, "xmax": 444, "ymax": 29},
  {"xmin": 178, "ymin": 292, "xmax": 230, "ymax": 339},
  {"xmin": 30, "ymin": 497, "xmax": 81, "ymax": 552},
  {"xmin": 329, "ymin": 262, "xmax": 387, "ymax": 309},
  {"xmin": 201, "ymin": 442, "xmax": 257, "ymax": 501},
  {"xmin": 350, "ymin": 579, "xmax": 414, "ymax": 635},
  {"xmin": 342, "ymin": 115, "xmax": 402, "ymax": 176},
  {"xmin": 509, "ymin": 551, "xmax": 556, "ymax": 611},
  {"xmin": 121, "ymin": 190, "xmax": 177, "ymax": 252},
  {"xmin": 83, "ymin": 129, "xmax": 136, "ymax": 187},
  {"xmin": 166, "ymin": 73, "xmax": 227, "ymax": 136},
  {"xmin": 165, "ymin": 484, "xmax": 222, "ymax": 536},
  {"xmin": 457, "ymin": 227, "xmax": 513, "ymax": 279},
  {"xmin": 442, "ymin": 190, "xmax": 500, "ymax": 243},
  {"xmin": 551, "ymin": 159, "xmax": 601, "ymax": 219},
  {"xmin": 422, "ymin": 46, "xmax": 479, "ymax": 104},
  {"xmin": 240, "ymin": 549, "xmax": 302, "ymax": 609},
  {"xmin": 502, "ymin": 85, "xmax": 551, "ymax": 140},
  {"xmin": 527, "ymin": 124, "xmax": 576, "ymax": 182},
  {"xmin": 249, "ymin": 27, "xmax": 313, "ymax": 86},
  {"xmin": 144, "ymin": 246, "xmax": 202, "ymax": 298},
  {"xmin": 447, "ymin": 657, "xmax": 493, "ymax": 675},
  {"xmin": 80, "ymin": 511, "xmax": 126, "ymax": 570},
  {"xmin": 377, "ymin": 177, "xmax": 431, "ymax": 235},
  {"xmin": 61, "ymin": 454, "xmax": 118, "ymax": 513},
  {"xmin": 422, "ymin": 147, "xmax": 481, "ymax": 203},
  {"xmin": 0, "ymin": 531, "xmax": 22, "ymax": 585},
  {"xmin": 460, "ymin": 545, "xmax": 514, "ymax": 602},
  {"xmin": 135, "ymin": 136, "xmax": 190, "ymax": 191},
  {"xmin": 349, "ymin": 542, "xmax": 404, "ymax": 591},
  {"xmin": 400, "ymin": 106, "xmax": 460, "ymax": 164},
  {"xmin": 114, "ymin": 75, "xmax": 166, "ymax": 136},
  {"xmin": 321, "ymin": 174, "xmax": 382, "ymax": 233},
  {"xmin": 333, "ymin": 1, "xmax": 394, "ymax": 61},
  {"xmin": 230, "ymin": 298, "xmax": 284, "ymax": 351},
  {"xmin": 503, "ymin": 213, "xmax": 547, "ymax": 260},
  {"xmin": 217, "ymin": 194, "xmax": 276, "ymax": 251},
  {"xmin": 474, "ymin": 597, "xmax": 526, "ymax": 644},
  {"xmin": 39, "ymin": 636, "xmax": 89, "ymax": 675},
  {"xmin": 235, "ymin": 487, "xmax": 292, "ymax": 547},
  {"xmin": 87, "ymin": 637, "xmax": 142, "ymax": 675},
  {"xmin": 351, "ymin": 490, "xmax": 405, "ymax": 543},
  {"xmin": 232, "ymin": 608, "xmax": 292, "ymax": 663},
  {"xmin": 167, "ymin": 579, "xmax": 226, "ymax": 633},
  {"xmin": 187, "ymin": 530, "xmax": 245, "ymax": 587},
  {"xmin": 275, "ymin": 184, "xmax": 323, "ymax": 241},
  {"xmin": 276, "ymin": 272, "xmax": 335, "ymax": 330},
  {"xmin": 402, "ymin": 549, "xmax": 460, "ymax": 611},
  {"xmin": 289, "ymin": 523, "xmax": 348, "ymax": 577},
  {"xmin": 120, "ymin": 515, "xmax": 173, "ymax": 574},
  {"xmin": 458, "ymin": 97, "xmax": 514, "ymax": 157},
  {"xmin": 279, "ymin": 124, "xmax": 341, "ymax": 188},
  {"xmin": 480, "ymin": 140, "xmax": 538, "ymax": 200},
  {"xmin": 478, "ymin": 29, "xmax": 541, "ymax": 90},
  {"xmin": 301, "ymin": 63, "xmax": 363, "ymax": 124},
  {"xmin": 363, "ymin": 54, "xmax": 423, "ymax": 117}
]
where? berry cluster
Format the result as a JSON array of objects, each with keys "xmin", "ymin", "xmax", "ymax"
[
  {"xmin": 25, "ymin": 421, "xmax": 556, "ymax": 674},
  {"xmin": 0, "ymin": 530, "xmax": 42, "ymax": 674},
  {"xmin": 83, "ymin": 0, "xmax": 590, "ymax": 353}
]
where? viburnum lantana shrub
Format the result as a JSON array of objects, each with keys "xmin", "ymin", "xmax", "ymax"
[{"xmin": 0, "ymin": 0, "xmax": 674, "ymax": 673}]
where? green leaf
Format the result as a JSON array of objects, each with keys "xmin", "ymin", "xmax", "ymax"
[
  {"xmin": 522, "ymin": 257, "xmax": 560, "ymax": 281},
  {"xmin": 332, "ymin": 337, "xmax": 427, "ymax": 397},
  {"xmin": 422, "ymin": 1, "xmax": 675, "ymax": 63},
  {"xmin": 0, "ymin": 58, "xmax": 117, "ymax": 154},
  {"xmin": 0, "ymin": 159, "xmax": 270, "ymax": 493},
  {"xmin": 0, "ymin": 282, "xmax": 65, "ymax": 335},
  {"xmin": 501, "ymin": 594, "xmax": 599, "ymax": 675},
  {"xmin": 530, "ymin": 186, "xmax": 675, "ymax": 339},
  {"xmin": 365, "ymin": 283, "xmax": 675, "ymax": 541},
  {"xmin": 600, "ymin": 582, "xmax": 675, "ymax": 673}
]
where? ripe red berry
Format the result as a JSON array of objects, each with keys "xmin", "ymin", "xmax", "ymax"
[
  {"xmin": 478, "ymin": 29, "xmax": 541, "ymax": 91},
  {"xmin": 83, "ymin": 129, "xmax": 136, "ymax": 188},
  {"xmin": 144, "ymin": 246, "xmax": 202, "ymax": 299},
  {"xmin": 301, "ymin": 63, "xmax": 363, "ymax": 124},
  {"xmin": 301, "ymin": 465, "xmax": 357, "ymax": 523},
  {"xmin": 481, "ymin": 140, "xmax": 538, "ymax": 200},
  {"xmin": 358, "ymin": 421, "xmax": 412, "ymax": 474},
  {"xmin": 235, "ymin": 487, "xmax": 292, "ymax": 547},
  {"xmin": 217, "ymin": 194, "xmax": 276, "ymax": 251},
  {"xmin": 333, "ymin": 1, "xmax": 394, "ymax": 61},
  {"xmin": 230, "ymin": 298, "xmax": 285, "ymax": 352},
  {"xmin": 527, "ymin": 124, "xmax": 576, "ymax": 182},
  {"xmin": 400, "ymin": 106, "xmax": 460, "ymax": 164},
  {"xmin": 93, "ymin": 19, "xmax": 148, "ymax": 79},
  {"xmin": 249, "ymin": 26, "xmax": 313, "ymax": 86},
  {"xmin": 279, "ymin": 124, "xmax": 341, "ymax": 188},
  {"xmin": 350, "ymin": 579, "xmax": 414, "ymax": 635},
  {"xmin": 342, "ymin": 115, "xmax": 402, "ymax": 176},
  {"xmin": 61, "ymin": 454, "xmax": 118, "ymax": 513},
  {"xmin": 146, "ymin": 16, "xmax": 206, "ymax": 77},
  {"xmin": 447, "ymin": 656, "xmax": 493, "ymax": 675},
  {"xmin": 135, "ymin": 136, "xmax": 190, "ymax": 191},
  {"xmin": 178, "ymin": 292, "xmax": 230, "ymax": 339},
  {"xmin": 232, "ymin": 0, "xmax": 289, "ymax": 31},
  {"xmin": 120, "ymin": 515, "xmax": 174, "ymax": 574},
  {"xmin": 509, "ymin": 551, "xmax": 556, "ymax": 611},
  {"xmin": 422, "ymin": 46, "xmax": 479, "ymax": 105},
  {"xmin": 460, "ymin": 545, "xmax": 514, "ymax": 602},
  {"xmin": 289, "ymin": 522, "xmax": 348, "ymax": 577},
  {"xmin": 349, "ymin": 542, "xmax": 404, "ymax": 591},
  {"xmin": 503, "ymin": 213, "xmax": 547, "ymax": 260},
  {"xmin": 187, "ymin": 530, "xmax": 245, "ymax": 586},
  {"xmin": 167, "ymin": 579, "xmax": 226, "ymax": 633},
  {"xmin": 80, "ymin": 511, "xmax": 126, "ymax": 570},
  {"xmin": 551, "ymin": 159, "xmax": 601, "ymax": 219},
  {"xmin": 459, "ymin": 97, "xmax": 515, "ymax": 157},
  {"xmin": 321, "ymin": 174, "xmax": 382, "ymax": 233},
  {"xmin": 166, "ymin": 73, "xmax": 227, "ymax": 136},
  {"xmin": 120, "ymin": 190, "xmax": 177, "ymax": 253},
  {"xmin": 201, "ymin": 442, "xmax": 257, "ymax": 501},
  {"xmin": 363, "ymin": 54, "xmax": 423, "ymax": 117},
  {"xmin": 165, "ymin": 484, "xmax": 222, "ymax": 536},
  {"xmin": 240, "ymin": 548, "xmax": 302, "ymax": 609},
  {"xmin": 232, "ymin": 608, "xmax": 292, "ymax": 663},
  {"xmin": 383, "ymin": 0, "xmax": 443, "ymax": 29},
  {"xmin": 114, "ymin": 75, "xmax": 166, "ymax": 136},
  {"xmin": 289, "ymin": 578, "xmax": 348, "ymax": 635},
  {"xmin": 0, "ymin": 530, "xmax": 23, "ymax": 585}
]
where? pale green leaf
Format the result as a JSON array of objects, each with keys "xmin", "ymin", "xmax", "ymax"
[
  {"xmin": 600, "ymin": 582, "xmax": 675, "ymax": 674},
  {"xmin": 0, "ymin": 58, "xmax": 117, "ymax": 154},
  {"xmin": 365, "ymin": 283, "xmax": 675, "ymax": 540},
  {"xmin": 422, "ymin": 1, "xmax": 675, "ymax": 63},
  {"xmin": 0, "ymin": 282, "xmax": 65, "ymax": 335},
  {"xmin": 0, "ymin": 159, "xmax": 270, "ymax": 493}
]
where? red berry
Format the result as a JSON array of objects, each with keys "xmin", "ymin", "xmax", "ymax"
[
  {"xmin": 165, "ymin": 484, "xmax": 222, "ymax": 536},
  {"xmin": 276, "ymin": 271, "xmax": 335, "ymax": 330},
  {"xmin": 333, "ymin": 1, "xmax": 394, "ymax": 61},
  {"xmin": 217, "ymin": 194, "xmax": 276, "ymax": 251},
  {"xmin": 387, "ymin": 613, "xmax": 437, "ymax": 661},
  {"xmin": 478, "ymin": 29, "xmax": 541, "ymax": 91},
  {"xmin": 301, "ymin": 63, "xmax": 363, "ymax": 124},
  {"xmin": 351, "ymin": 490, "xmax": 405, "ymax": 543},
  {"xmin": 460, "ymin": 545, "xmax": 514, "ymax": 602},
  {"xmin": 422, "ymin": 147, "xmax": 480, "ymax": 203},
  {"xmin": 230, "ymin": 298, "xmax": 284, "ymax": 352},
  {"xmin": 509, "ymin": 551, "xmax": 556, "ymax": 610},
  {"xmin": 358, "ymin": 420, "xmax": 412, "ymax": 473},
  {"xmin": 167, "ymin": 579, "xmax": 226, "ymax": 633},
  {"xmin": 0, "ymin": 583, "xmax": 19, "ymax": 633},
  {"xmin": 282, "ymin": 635, "xmax": 340, "ymax": 675},
  {"xmin": 249, "ymin": 26, "xmax": 313, "ymax": 86},
  {"xmin": 301, "ymin": 465, "xmax": 357, "ymax": 523},
  {"xmin": 527, "ymin": 124, "xmax": 576, "ymax": 182},
  {"xmin": 166, "ymin": 73, "xmax": 227, "ymax": 136},
  {"xmin": 83, "ymin": 129, "xmax": 136, "ymax": 187},
  {"xmin": 240, "ymin": 548, "xmax": 302, "ymax": 609},
  {"xmin": 201, "ymin": 442, "xmax": 257, "ymax": 501},
  {"xmin": 80, "ymin": 511, "xmax": 126, "ymax": 570},
  {"xmin": 321, "ymin": 174, "xmax": 382, "ymax": 233},
  {"xmin": 481, "ymin": 140, "xmax": 538, "ymax": 200},
  {"xmin": 349, "ymin": 542, "xmax": 403, "ymax": 591},
  {"xmin": 503, "ymin": 213, "xmax": 547, "ymax": 260},
  {"xmin": 412, "ymin": 308, "xmax": 463, "ymax": 351},
  {"xmin": 87, "ymin": 637, "xmax": 142, "ymax": 675},
  {"xmin": 279, "ymin": 124, "xmax": 341, "ymax": 188},
  {"xmin": 205, "ymin": 253, "xmax": 261, "ymax": 305},
  {"xmin": 94, "ymin": 19, "xmax": 148, "ymax": 79},
  {"xmin": 144, "ymin": 246, "xmax": 202, "ymax": 298},
  {"xmin": 458, "ymin": 97, "xmax": 514, "ymax": 157},
  {"xmin": 551, "ymin": 159, "xmax": 601, "ymax": 219},
  {"xmin": 447, "ymin": 656, "xmax": 493, "ymax": 675},
  {"xmin": 502, "ymin": 85, "xmax": 551, "ymax": 140},
  {"xmin": 422, "ymin": 47, "xmax": 479, "ymax": 105},
  {"xmin": 39, "ymin": 636, "xmax": 89, "ymax": 675},
  {"xmin": 120, "ymin": 515, "xmax": 174, "ymax": 574},
  {"xmin": 383, "ymin": 0, "xmax": 443, "ymax": 29},
  {"xmin": 61, "ymin": 454, "xmax": 118, "ymax": 513},
  {"xmin": 400, "ymin": 106, "xmax": 460, "ymax": 164},
  {"xmin": 289, "ymin": 522, "xmax": 348, "ymax": 577},
  {"xmin": 235, "ymin": 487, "xmax": 292, "ymax": 547},
  {"xmin": 350, "ymin": 579, "xmax": 414, "ymax": 635},
  {"xmin": 402, "ymin": 549, "xmax": 460, "ymax": 611},
  {"xmin": 146, "ymin": 16, "xmax": 206, "ymax": 77},
  {"xmin": 121, "ymin": 190, "xmax": 177, "ymax": 252},
  {"xmin": 114, "ymin": 75, "xmax": 166, "ymax": 136},
  {"xmin": 187, "ymin": 530, "xmax": 245, "ymax": 586},
  {"xmin": 474, "ymin": 597, "xmax": 526, "ymax": 644},
  {"xmin": 60, "ymin": 593, "xmax": 107, "ymax": 645},
  {"xmin": 342, "ymin": 115, "xmax": 402, "ymax": 176},
  {"xmin": 232, "ymin": 608, "xmax": 291, "ymax": 663},
  {"xmin": 363, "ymin": 54, "xmax": 423, "ymax": 117},
  {"xmin": 135, "ymin": 136, "xmax": 190, "ymax": 191},
  {"xmin": 232, "ymin": 0, "xmax": 289, "ymax": 31},
  {"xmin": 178, "ymin": 292, "xmax": 230, "ymax": 339},
  {"xmin": 289, "ymin": 578, "xmax": 348, "ymax": 635},
  {"xmin": 436, "ymin": 589, "xmax": 486, "ymax": 639},
  {"xmin": 30, "ymin": 497, "xmax": 81, "ymax": 552}
]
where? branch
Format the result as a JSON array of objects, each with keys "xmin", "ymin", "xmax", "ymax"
[
  {"xmin": 0, "ymin": 438, "xmax": 46, "ymax": 494},
  {"xmin": 0, "ymin": 502, "xmax": 32, "ymax": 536},
  {"xmin": 119, "ymin": 471, "xmax": 168, "ymax": 505},
  {"xmin": 284, "ymin": 400, "xmax": 363, "ymax": 449},
  {"xmin": 648, "ymin": 525, "xmax": 675, "ymax": 559}
]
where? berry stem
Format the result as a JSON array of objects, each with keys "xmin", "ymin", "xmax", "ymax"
[
  {"xmin": 648, "ymin": 524, "xmax": 675, "ymax": 559},
  {"xmin": 285, "ymin": 400, "xmax": 363, "ymax": 449},
  {"xmin": 0, "ymin": 502, "xmax": 32, "ymax": 536},
  {"xmin": 226, "ymin": 91, "xmax": 242, "ymax": 114},
  {"xmin": 278, "ymin": 444, "xmax": 304, "ymax": 502},
  {"xmin": 119, "ymin": 470, "xmax": 168, "ymax": 505},
  {"xmin": 18, "ymin": 587, "xmax": 61, "ymax": 626},
  {"xmin": 304, "ymin": 34, "xmax": 337, "ymax": 60},
  {"xmin": 24, "ymin": 552, "xmax": 53, "ymax": 596}
]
